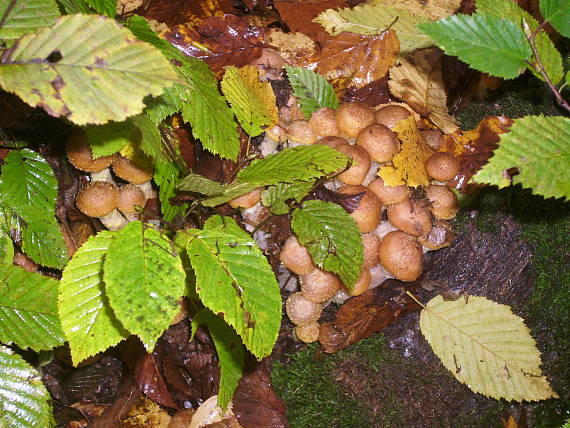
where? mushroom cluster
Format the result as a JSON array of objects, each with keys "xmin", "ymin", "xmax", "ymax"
[
  {"xmin": 67, "ymin": 130, "xmax": 156, "ymax": 231},
  {"xmin": 273, "ymin": 101, "xmax": 460, "ymax": 343}
]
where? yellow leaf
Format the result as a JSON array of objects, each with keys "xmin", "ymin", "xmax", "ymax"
[
  {"xmin": 389, "ymin": 48, "xmax": 459, "ymax": 134},
  {"xmin": 369, "ymin": 0, "xmax": 462, "ymax": 21},
  {"xmin": 378, "ymin": 116, "xmax": 432, "ymax": 187},
  {"xmin": 221, "ymin": 65, "xmax": 278, "ymax": 137},
  {"xmin": 420, "ymin": 295, "xmax": 559, "ymax": 402}
]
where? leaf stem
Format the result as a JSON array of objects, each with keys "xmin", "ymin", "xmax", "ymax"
[{"xmin": 405, "ymin": 291, "xmax": 427, "ymax": 309}]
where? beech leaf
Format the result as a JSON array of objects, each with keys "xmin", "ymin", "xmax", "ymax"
[
  {"xmin": 0, "ymin": 0, "xmax": 60, "ymax": 47},
  {"xmin": 285, "ymin": 66, "xmax": 339, "ymax": 118}
]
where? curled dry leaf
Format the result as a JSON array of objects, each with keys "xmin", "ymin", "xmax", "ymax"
[
  {"xmin": 388, "ymin": 48, "xmax": 459, "ymax": 134},
  {"xmin": 142, "ymin": 0, "xmax": 240, "ymax": 28},
  {"xmin": 313, "ymin": 30, "xmax": 400, "ymax": 90},
  {"xmin": 164, "ymin": 15, "xmax": 265, "ymax": 76}
]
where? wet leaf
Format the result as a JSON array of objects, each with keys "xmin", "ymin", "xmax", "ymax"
[
  {"xmin": 142, "ymin": 0, "xmax": 238, "ymax": 28},
  {"xmin": 369, "ymin": 0, "xmax": 462, "ymax": 21}
]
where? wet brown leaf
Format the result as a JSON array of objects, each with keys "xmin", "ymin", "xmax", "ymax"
[
  {"xmin": 314, "ymin": 30, "xmax": 399, "ymax": 90},
  {"xmin": 142, "ymin": 0, "xmax": 240, "ymax": 28},
  {"xmin": 165, "ymin": 15, "xmax": 266, "ymax": 76},
  {"xmin": 341, "ymin": 75, "xmax": 393, "ymax": 106},
  {"xmin": 319, "ymin": 280, "xmax": 421, "ymax": 353},
  {"xmin": 266, "ymin": 29, "xmax": 318, "ymax": 67}
]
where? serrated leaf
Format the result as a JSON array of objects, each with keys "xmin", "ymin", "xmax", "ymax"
[
  {"xmin": 420, "ymin": 295, "xmax": 558, "ymax": 401},
  {"xmin": 59, "ymin": 231, "xmax": 129, "ymax": 366},
  {"xmin": 104, "ymin": 221, "xmax": 186, "ymax": 350},
  {"xmin": 20, "ymin": 219, "xmax": 68, "ymax": 269},
  {"xmin": 369, "ymin": 0, "xmax": 462, "ymax": 21},
  {"xmin": 237, "ymin": 145, "xmax": 348, "ymax": 185},
  {"xmin": 221, "ymin": 65, "xmax": 278, "ymax": 137},
  {"xmin": 144, "ymin": 84, "xmax": 185, "ymax": 124},
  {"xmin": 129, "ymin": 113, "xmax": 168, "ymax": 164},
  {"xmin": 540, "ymin": 0, "xmax": 570, "ymax": 38},
  {"xmin": 0, "ymin": 0, "xmax": 60, "ymax": 47},
  {"xmin": 186, "ymin": 217, "xmax": 281, "ymax": 358},
  {"xmin": 0, "ymin": 264, "xmax": 65, "ymax": 351},
  {"xmin": 419, "ymin": 14, "xmax": 531, "ymax": 79},
  {"xmin": 84, "ymin": 0, "xmax": 115, "ymax": 16},
  {"xmin": 191, "ymin": 309, "xmax": 245, "ymax": 411},
  {"xmin": 314, "ymin": 3, "xmax": 433, "ymax": 54},
  {"xmin": 177, "ymin": 173, "xmax": 225, "ymax": 196},
  {"xmin": 0, "ymin": 14, "xmax": 178, "ymax": 125},
  {"xmin": 378, "ymin": 116, "xmax": 433, "ymax": 187},
  {"xmin": 85, "ymin": 121, "xmax": 135, "ymax": 158},
  {"xmin": 262, "ymin": 181, "xmax": 316, "ymax": 215},
  {"xmin": 201, "ymin": 182, "xmax": 260, "ymax": 208},
  {"xmin": 473, "ymin": 115, "xmax": 570, "ymax": 200},
  {"xmin": 56, "ymin": 0, "xmax": 92, "ymax": 13},
  {"xmin": 284, "ymin": 66, "xmax": 339, "ymax": 118},
  {"xmin": 0, "ymin": 346, "xmax": 54, "ymax": 428},
  {"xmin": 476, "ymin": 0, "xmax": 564, "ymax": 84},
  {"xmin": 154, "ymin": 160, "xmax": 187, "ymax": 222},
  {"xmin": 291, "ymin": 200, "xmax": 363, "ymax": 288},
  {"xmin": 0, "ymin": 229, "xmax": 14, "ymax": 264}
]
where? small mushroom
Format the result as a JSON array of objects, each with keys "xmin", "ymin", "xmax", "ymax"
[
  {"xmin": 346, "ymin": 267, "xmax": 371, "ymax": 296},
  {"xmin": 308, "ymin": 107, "xmax": 340, "ymax": 137},
  {"xmin": 287, "ymin": 120, "xmax": 317, "ymax": 145},
  {"xmin": 285, "ymin": 292, "xmax": 322, "ymax": 325},
  {"xmin": 316, "ymin": 136, "xmax": 350, "ymax": 150},
  {"xmin": 279, "ymin": 236, "xmax": 315, "ymax": 275},
  {"xmin": 418, "ymin": 220, "xmax": 456, "ymax": 251},
  {"xmin": 421, "ymin": 129, "xmax": 445, "ymax": 151},
  {"xmin": 228, "ymin": 188, "xmax": 263, "ymax": 209},
  {"xmin": 335, "ymin": 102, "xmax": 376, "ymax": 138},
  {"xmin": 338, "ymin": 185, "xmax": 382, "ymax": 233},
  {"xmin": 356, "ymin": 124, "xmax": 399, "ymax": 163},
  {"xmin": 379, "ymin": 230, "xmax": 422, "ymax": 282},
  {"xmin": 367, "ymin": 177, "xmax": 409, "ymax": 205},
  {"xmin": 425, "ymin": 185, "xmax": 459, "ymax": 220},
  {"xmin": 362, "ymin": 232, "xmax": 381, "ymax": 268},
  {"xmin": 300, "ymin": 267, "xmax": 341, "ymax": 303},
  {"xmin": 387, "ymin": 199, "xmax": 432, "ymax": 237},
  {"xmin": 374, "ymin": 105, "xmax": 412, "ymax": 129},
  {"xmin": 294, "ymin": 322, "xmax": 320, "ymax": 343},
  {"xmin": 118, "ymin": 184, "xmax": 146, "ymax": 220},
  {"xmin": 66, "ymin": 130, "xmax": 117, "ymax": 172},
  {"xmin": 76, "ymin": 181, "xmax": 128, "ymax": 231},
  {"xmin": 336, "ymin": 145, "xmax": 372, "ymax": 185},
  {"xmin": 425, "ymin": 152, "xmax": 460, "ymax": 182},
  {"xmin": 112, "ymin": 156, "xmax": 153, "ymax": 184}
]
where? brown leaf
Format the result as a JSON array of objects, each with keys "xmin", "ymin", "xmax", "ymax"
[
  {"xmin": 266, "ymin": 29, "xmax": 318, "ymax": 68},
  {"xmin": 314, "ymin": 30, "xmax": 399, "ymax": 90},
  {"xmin": 341, "ymin": 75, "xmax": 394, "ymax": 107},
  {"xmin": 164, "ymin": 15, "xmax": 265, "ymax": 76},
  {"xmin": 142, "ymin": 0, "xmax": 240, "ymax": 28},
  {"xmin": 319, "ymin": 280, "xmax": 421, "ymax": 353}
]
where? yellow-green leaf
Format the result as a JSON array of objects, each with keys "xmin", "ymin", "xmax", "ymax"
[{"xmin": 420, "ymin": 295, "xmax": 558, "ymax": 401}]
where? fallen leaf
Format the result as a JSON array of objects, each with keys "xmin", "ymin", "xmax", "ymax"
[
  {"xmin": 341, "ymin": 75, "xmax": 394, "ymax": 106},
  {"xmin": 313, "ymin": 30, "xmax": 399, "ymax": 90},
  {"xmin": 378, "ymin": 116, "xmax": 433, "ymax": 187},
  {"xmin": 369, "ymin": 0, "xmax": 462, "ymax": 21},
  {"xmin": 389, "ymin": 48, "xmax": 459, "ymax": 134},
  {"xmin": 266, "ymin": 29, "xmax": 317, "ymax": 67},
  {"xmin": 165, "ymin": 15, "xmax": 265, "ymax": 76},
  {"xmin": 142, "ymin": 0, "xmax": 239, "ymax": 28}
]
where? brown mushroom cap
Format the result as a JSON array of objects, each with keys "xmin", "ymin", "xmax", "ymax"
[
  {"xmin": 367, "ymin": 177, "xmax": 409, "ymax": 205},
  {"xmin": 421, "ymin": 129, "xmax": 444, "ymax": 151},
  {"xmin": 346, "ymin": 267, "xmax": 371, "ymax": 296},
  {"xmin": 425, "ymin": 152, "xmax": 460, "ymax": 182},
  {"xmin": 287, "ymin": 120, "xmax": 317, "ymax": 145},
  {"xmin": 418, "ymin": 220, "xmax": 456, "ymax": 251},
  {"xmin": 66, "ymin": 130, "xmax": 117, "ymax": 173},
  {"xmin": 286, "ymin": 292, "xmax": 322, "ymax": 325},
  {"xmin": 76, "ymin": 181, "xmax": 119, "ymax": 217},
  {"xmin": 362, "ymin": 233, "xmax": 381, "ymax": 268},
  {"xmin": 379, "ymin": 230, "xmax": 422, "ymax": 282},
  {"xmin": 387, "ymin": 199, "xmax": 432, "ymax": 236},
  {"xmin": 316, "ymin": 136, "xmax": 350, "ymax": 150},
  {"xmin": 300, "ymin": 268, "xmax": 341, "ymax": 303},
  {"xmin": 336, "ymin": 145, "xmax": 372, "ymax": 185},
  {"xmin": 279, "ymin": 236, "xmax": 315, "ymax": 275},
  {"xmin": 356, "ymin": 124, "xmax": 399, "ymax": 163},
  {"xmin": 308, "ymin": 107, "xmax": 340, "ymax": 137},
  {"xmin": 335, "ymin": 102, "xmax": 376, "ymax": 138},
  {"xmin": 338, "ymin": 185, "xmax": 382, "ymax": 233},
  {"xmin": 228, "ymin": 188, "xmax": 263, "ymax": 209},
  {"xmin": 118, "ymin": 184, "xmax": 146, "ymax": 214},
  {"xmin": 425, "ymin": 185, "xmax": 459, "ymax": 220},
  {"xmin": 294, "ymin": 322, "xmax": 320, "ymax": 343},
  {"xmin": 375, "ymin": 105, "xmax": 412, "ymax": 129},
  {"xmin": 112, "ymin": 156, "xmax": 153, "ymax": 184}
]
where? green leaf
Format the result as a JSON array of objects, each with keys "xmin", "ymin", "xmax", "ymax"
[
  {"xmin": 0, "ymin": 264, "xmax": 65, "ymax": 351},
  {"xmin": 419, "ymin": 14, "xmax": 531, "ymax": 79},
  {"xmin": 191, "ymin": 309, "xmax": 245, "ymax": 411},
  {"xmin": 84, "ymin": 0, "xmax": 115, "ymax": 16},
  {"xmin": 261, "ymin": 181, "xmax": 316, "ymax": 215},
  {"xmin": 104, "ymin": 221, "xmax": 186, "ymax": 349},
  {"xmin": 186, "ymin": 217, "xmax": 281, "ymax": 358},
  {"xmin": 56, "ymin": 0, "xmax": 92, "ymax": 13},
  {"xmin": 285, "ymin": 66, "xmax": 339, "ymax": 118},
  {"xmin": 129, "ymin": 113, "xmax": 168, "ymax": 164},
  {"xmin": 59, "ymin": 231, "xmax": 129, "ymax": 366},
  {"xmin": 221, "ymin": 65, "xmax": 277, "ymax": 137},
  {"xmin": 237, "ymin": 145, "xmax": 348, "ymax": 185},
  {"xmin": 0, "ymin": 229, "xmax": 14, "ymax": 264},
  {"xmin": 476, "ymin": 0, "xmax": 563, "ymax": 84},
  {"xmin": 291, "ymin": 200, "xmax": 363, "ymax": 288},
  {"xmin": 20, "ymin": 219, "xmax": 68, "ymax": 269},
  {"xmin": 201, "ymin": 182, "xmax": 260, "ymax": 208},
  {"xmin": 0, "ymin": 0, "xmax": 60, "ymax": 47},
  {"xmin": 85, "ymin": 121, "xmax": 135, "ymax": 158},
  {"xmin": 420, "ymin": 295, "xmax": 558, "ymax": 401},
  {"xmin": 177, "ymin": 173, "xmax": 225, "ymax": 196},
  {"xmin": 0, "ymin": 346, "xmax": 54, "ymax": 428},
  {"xmin": 144, "ymin": 85, "xmax": 184, "ymax": 123},
  {"xmin": 154, "ymin": 160, "xmax": 187, "ymax": 222},
  {"xmin": 473, "ymin": 115, "xmax": 570, "ymax": 200},
  {"xmin": 0, "ymin": 14, "xmax": 178, "ymax": 125},
  {"xmin": 314, "ymin": 3, "xmax": 433, "ymax": 54},
  {"xmin": 540, "ymin": 0, "xmax": 570, "ymax": 38}
]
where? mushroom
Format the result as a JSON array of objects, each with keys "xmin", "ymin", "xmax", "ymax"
[
  {"xmin": 300, "ymin": 267, "xmax": 341, "ymax": 303},
  {"xmin": 335, "ymin": 102, "xmax": 376, "ymax": 138},
  {"xmin": 308, "ymin": 107, "xmax": 340, "ymax": 137},
  {"xmin": 425, "ymin": 152, "xmax": 460, "ymax": 182},
  {"xmin": 287, "ymin": 120, "xmax": 317, "ymax": 145},
  {"xmin": 362, "ymin": 232, "xmax": 381, "ymax": 268},
  {"xmin": 378, "ymin": 230, "xmax": 423, "ymax": 282},
  {"xmin": 356, "ymin": 124, "xmax": 399, "ymax": 163},
  {"xmin": 374, "ymin": 105, "xmax": 412, "ymax": 129},
  {"xmin": 279, "ymin": 236, "xmax": 315, "ymax": 275},
  {"xmin": 367, "ymin": 177, "xmax": 409, "ymax": 205},
  {"xmin": 336, "ymin": 145, "xmax": 372, "ymax": 185},
  {"xmin": 117, "ymin": 184, "xmax": 146, "ymax": 221},
  {"xmin": 387, "ymin": 199, "xmax": 432, "ymax": 237},
  {"xmin": 338, "ymin": 185, "xmax": 382, "ymax": 233},
  {"xmin": 316, "ymin": 136, "xmax": 350, "ymax": 150},
  {"xmin": 418, "ymin": 220, "xmax": 456, "ymax": 251},
  {"xmin": 76, "ymin": 181, "xmax": 127, "ymax": 231},
  {"xmin": 424, "ymin": 185, "xmax": 459, "ymax": 220},
  {"xmin": 228, "ymin": 188, "xmax": 263, "ymax": 209},
  {"xmin": 294, "ymin": 322, "xmax": 320, "ymax": 343},
  {"xmin": 285, "ymin": 292, "xmax": 322, "ymax": 325},
  {"xmin": 421, "ymin": 129, "xmax": 445, "ymax": 151},
  {"xmin": 112, "ymin": 156, "xmax": 153, "ymax": 184},
  {"xmin": 345, "ymin": 267, "xmax": 371, "ymax": 296},
  {"xmin": 66, "ymin": 130, "xmax": 117, "ymax": 172}
]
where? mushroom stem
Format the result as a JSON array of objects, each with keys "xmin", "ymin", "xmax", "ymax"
[{"xmin": 99, "ymin": 209, "xmax": 128, "ymax": 231}]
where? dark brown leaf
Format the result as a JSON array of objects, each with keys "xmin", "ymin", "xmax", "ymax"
[
  {"xmin": 341, "ymin": 75, "xmax": 394, "ymax": 107},
  {"xmin": 142, "ymin": 0, "xmax": 240, "ymax": 28}
]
